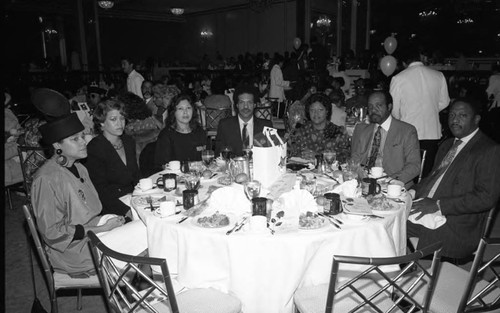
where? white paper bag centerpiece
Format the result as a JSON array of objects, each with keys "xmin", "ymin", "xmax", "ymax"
[{"xmin": 252, "ymin": 127, "xmax": 287, "ymax": 188}]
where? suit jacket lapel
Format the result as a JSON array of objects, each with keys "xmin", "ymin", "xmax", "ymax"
[{"xmin": 434, "ymin": 131, "xmax": 482, "ymax": 196}]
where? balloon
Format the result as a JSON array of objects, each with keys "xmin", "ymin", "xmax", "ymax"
[
  {"xmin": 380, "ymin": 55, "xmax": 397, "ymax": 77},
  {"xmin": 293, "ymin": 37, "xmax": 301, "ymax": 50},
  {"xmin": 384, "ymin": 36, "xmax": 398, "ymax": 55}
]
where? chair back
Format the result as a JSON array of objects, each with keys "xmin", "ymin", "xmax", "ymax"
[
  {"xmin": 325, "ymin": 242, "xmax": 442, "ymax": 313},
  {"xmin": 458, "ymin": 237, "xmax": 500, "ymax": 312},
  {"xmin": 482, "ymin": 206, "xmax": 497, "ymax": 238},
  {"xmin": 17, "ymin": 145, "xmax": 50, "ymax": 199},
  {"xmin": 254, "ymin": 105, "xmax": 273, "ymax": 121},
  {"xmin": 418, "ymin": 149, "xmax": 427, "ymax": 183},
  {"xmin": 88, "ymin": 231, "xmax": 180, "ymax": 313},
  {"xmin": 205, "ymin": 107, "xmax": 232, "ymax": 131},
  {"xmin": 22, "ymin": 204, "xmax": 56, "ymax": 294}
]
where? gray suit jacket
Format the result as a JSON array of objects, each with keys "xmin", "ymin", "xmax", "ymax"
[
  {"xmin": 413, "ymin": 131, "xmax": 500, "ymax": 258},
  {"xmin": 351, "ymin": 117, "xmax": 421, "ymax": 186}
]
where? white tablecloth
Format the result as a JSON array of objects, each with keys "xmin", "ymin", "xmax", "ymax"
[{"xmin": 132, "ymin": 171, "xmax": 411, "ymax": 313}]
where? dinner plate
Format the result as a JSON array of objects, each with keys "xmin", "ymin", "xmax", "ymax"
[
  {"xmin": 153, "ymin": 210, "xmax": 176, "ymax": 219},
  {"xmin": 298, "ymin": 215, "xmax": 328, "ymax": 230},
  {"xmin": 131, "ymin": 195, "xmax": 166, "ymax": 208},
  {"xmin": 299, "ymin": 220, "xmax": 329, "ymax": 231},
  {"xmin": 192, "ymin": 212, "xmax": 234, "ymax": 229},
  {"xmin": 338, "ymin": 213, "xmax": 369, "ymax": 224}
]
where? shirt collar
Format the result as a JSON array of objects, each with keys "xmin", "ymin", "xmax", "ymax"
[
  {"xmin": 377, "ymin": 115, "xmax": 392, "ymax": 132},
  {"xmin": 456, "ymin": 128, "xmax": 479, "ymax": 145},
  {"xmin": 238, "ymin": 116, "xmax": 253, "ymax": 126},
  {"xmin": 408, "ymin": 61, "xmax": 423, "ymax": 68}
]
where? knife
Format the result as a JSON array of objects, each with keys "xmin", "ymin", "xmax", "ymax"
[
  {"xmin": 234, "ymin": 217, "xmax": 249, "ymax": 233},
  {"xmin": 318, "ymin": 212, "xmax": 342, "ymax": 229},
  {"xmin": 226, "ymin": 217, "xmax": 246, "ymax": 235},
  {"xmin": 177, "ymin": 216, "xmax": 189, "ymax": 224}
]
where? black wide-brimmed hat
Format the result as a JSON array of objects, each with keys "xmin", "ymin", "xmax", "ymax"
[
  {"xmin": 31, "ymin": 88, "xmax": 71, "ymax": 118},
  {"xmin": 39, "ymin": 113, "xmax": 84, "ymax": 144}
]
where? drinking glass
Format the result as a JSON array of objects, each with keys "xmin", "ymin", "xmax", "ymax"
[
  {"xmin": 323, "ymin": 150, "xmax": 336, "ymax": 172},
  {"xmin": 201, "ymin": 150, "xmax": 215, "ymax": 167},
  {"xmin": 244, "ymin": 180, "xmax": 262, "ymax": 201},
  {"xmin": 300, "ymin": 178, "xmax": 317, "ymax": 195},
  {"xmin": 221, "ymin": 146, "xmax": 233, "ymax": 161},
  {"xmin": 185, "ymin": 171, "xmax": 201, "ymax": 190}
]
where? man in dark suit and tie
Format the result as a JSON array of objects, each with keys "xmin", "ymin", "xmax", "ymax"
[
  {"xmin": 409, "ymin": 97, "xmax": 500, "ymax": 259},
  {"xmin": 215, "ymin": 84, "xmax": 273, "ymax": 157},
  {"xmin": 351, "ymin": 90, "xmax": 421, "ymax": 187}
]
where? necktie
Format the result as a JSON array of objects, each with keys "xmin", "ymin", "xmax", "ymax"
[
  {"xmin": 242, "ymin": 123, "xmax": 249, "ymax": 149},
  {"xmin": 367, "ymin": 126, "xmax": 382, "ymax": 168},
  {"xmin": 417, "ymin": 139, "xmax": 463, "ymax": 198}
]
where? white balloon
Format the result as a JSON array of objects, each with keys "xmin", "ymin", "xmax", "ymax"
[
  {"xmin": 384, "ymin": 36, "xmax": 398, "ymax": 55},
  {"xmin": 380, "ymin": 55, "xmax": 397, "ymax": 77},
  {"xmin": 293, "ymin": 37, "xmax": 301, "ymax": 50}
]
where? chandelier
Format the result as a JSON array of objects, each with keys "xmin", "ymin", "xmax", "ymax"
[
  {"xmin": 171, "ymin": 8, "xmax": 184, "ymax": 15},
  {"xmin": 316, "ymin": 16, "xmax": 331, "ymax": 28},
  {"xmin": 249, "ymin": 0, "xmax": 273, "ymax": 12},
  {"xmin": 98, "ymin": 0, "xmax": 114, "ymax": 9},
  {"xmin": 200, "ymin": 30, "xmax": 213, "ymax": 39}
]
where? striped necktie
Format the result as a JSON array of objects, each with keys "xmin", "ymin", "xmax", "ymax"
[
  {"xmin": 242, "ymin": 123, "xmax": 249, "ymax": 149},
  {"xmin": 417, "ymin": 139, "xmax": 463, "ymax": 198},
  {"xmin": 367, "ymin": 126, "xmax": 382, "ymax": 168}
]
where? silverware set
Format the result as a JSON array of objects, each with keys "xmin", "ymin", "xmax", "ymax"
[
  {"xmin": 318, "ymin": 212, "xmax": 343, "ymax": 229},
  {"xmin": 226, "ymin": 217, "xmax": 249, "ymax": 235}
]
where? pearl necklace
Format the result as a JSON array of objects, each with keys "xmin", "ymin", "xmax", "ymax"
[{"xmin": 111, "ymin": 140, "xmax": 123, "ymax": 150}]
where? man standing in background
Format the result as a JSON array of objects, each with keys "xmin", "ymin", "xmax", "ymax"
[
  {"xmin": 122, "ymin": 57, "xmax": 144, "ymax": 98},
  {"xmin": 390, "ymin": 49, "xmax": 450, "ymax": 178}
]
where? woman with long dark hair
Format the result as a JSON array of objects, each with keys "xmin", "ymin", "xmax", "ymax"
[{"xmin": 154, "ymin": 94, "xmax": 207, "ymax": 169}]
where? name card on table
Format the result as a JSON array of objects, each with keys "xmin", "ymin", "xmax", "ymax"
[{"xmin": 266, "ymin": 173, "xmax": 296, "ymax": 201}]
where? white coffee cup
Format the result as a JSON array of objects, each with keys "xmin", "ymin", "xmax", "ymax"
[
  {"xmin": 370, "ymin": 167, "xmax": 384, "ymax": 178},
  {"xmin": 168, "ymin": 160, "xmax": 181, "ymax": 171},
  {"xmin": 137, "ymin": 178, "xmax": 153, "ymax": 191},
  {"xmin": 342, "ymin": 180, "xmax": 358, "ymax": 198},
  {"xmin": 387, "ymin": 184, "xmax": 406, "ymax": 198},
  {"xmin": 250, "ymin": 216, "xmax": 267, "ymax": 232},
  {"xmin": 156, "ymin": 201, "xmax": 176, "ymax": 217}
]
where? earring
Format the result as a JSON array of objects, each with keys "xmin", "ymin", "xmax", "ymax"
[{"xmin": 56, "ymin": 149, "xmax": 68, "ymax": 166}]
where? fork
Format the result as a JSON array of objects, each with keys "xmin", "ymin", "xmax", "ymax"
[{"xmin": 146, "ymin": 196, "xmax": 155, "ymax": 211}]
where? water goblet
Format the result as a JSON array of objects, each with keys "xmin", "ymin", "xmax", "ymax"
[
  {"xmin": 221, "ymin": 146, "xmax": 233, "ymax": 162},
  {"xmin": 202, "ymin": 150, "xmax": 215, "ymax": 167},
  {"xmin": 323, "ymin": 150, "xmax": 336, "ymax": 172},
  {"xmin": 185, "ymin": 171, "xmax": 201, "ymax": 190},
  {"xmin": 244, "ymin": 180, "xmax": 262, "ymax": 201}
]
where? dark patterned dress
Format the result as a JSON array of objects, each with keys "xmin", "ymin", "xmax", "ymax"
[{"xmin": 289, "ymin": 121, "xmax": 351, "ymax": 163}]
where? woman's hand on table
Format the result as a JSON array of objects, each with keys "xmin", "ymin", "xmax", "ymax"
[{"xmin": 103, "ymin": 216, "xmax": 126, "ymax": 231}]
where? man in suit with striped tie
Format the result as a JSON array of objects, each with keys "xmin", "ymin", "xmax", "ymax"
[{"xmin": 408, "ymin": 97, "xmax": 500, "ymax": 259}]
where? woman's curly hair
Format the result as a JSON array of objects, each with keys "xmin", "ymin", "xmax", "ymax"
[
  {"xmin": 305, "ymin": 93, "xmax": 333, "ymax": 121},
  {"xmin": 117, "ymin": 92, "xmax": 152, "ymax": 120}
]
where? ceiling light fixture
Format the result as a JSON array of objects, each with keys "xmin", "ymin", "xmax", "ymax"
[
  {"xmin": 316, "ymin": 16, "xmax": 331, "ymax": 28},
  {"xmin": 98, "ymin": 0, "xmax": 114, "ymax": 9},
  {"xmin": 171, "ymin": 8, "xmax": 184, "ymax": 15}
]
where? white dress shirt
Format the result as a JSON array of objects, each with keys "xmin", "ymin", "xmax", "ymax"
[
  {"xmin": 127, "ymin": 69, "xmax": 144, "ymax": 98},
  {"xmin": 390, "ymin": 62, "xmax": 450, "ymax": 140}
]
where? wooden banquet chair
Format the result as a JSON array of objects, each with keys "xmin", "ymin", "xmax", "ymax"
[
  {"xmin": 294, "ymin": 242, "xmax": 443, "ymax": 313},
  {"xmin": 88, "ymin": 231, "xmax": 242, "ymax": 313},
  {"xmin": 410, "ymin": 237, "xmax": 500, "ymax": 313},
  {"xmin": 204, "ymin": 107, "xmax": 232, "ymax": 150},
  {"xmin": 254, "ymin": 104, "xmax": 273, "ymax": 121},
  {"xmin": 22, "ymin": 204, "xmax": 100, "ymax": 313}
]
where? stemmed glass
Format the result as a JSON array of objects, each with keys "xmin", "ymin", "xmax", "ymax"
[
  {"xmin": 323, "ymin": 150, "xmax": 336, "ymax": 172},
  {"xmin": 185, "ymin": 171, "xmax": 201, "ymax": 190},
  {"xmin": 221, "ymin": 146, "xmax": 233, "ymax": 162},
  {"xmin": 244, "ymin": 180, "xmax": 262, "ymax": 201},
  {"xmin": 201, "ymin": 150, "xmax": 215, "ymax": 168}
]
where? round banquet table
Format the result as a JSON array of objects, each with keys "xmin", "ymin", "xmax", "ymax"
[{"xmin": 131, "ymin": 170, "xmax": 411, "ymax": 313}]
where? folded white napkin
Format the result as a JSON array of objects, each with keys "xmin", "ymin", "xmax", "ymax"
[
  {"xmin": 408, "ymin": 210, "xmax": 447, "ymax": 230},
  {"xmin": 207, "ymin": 185, "xmax": 251, "ymax": 215}
]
